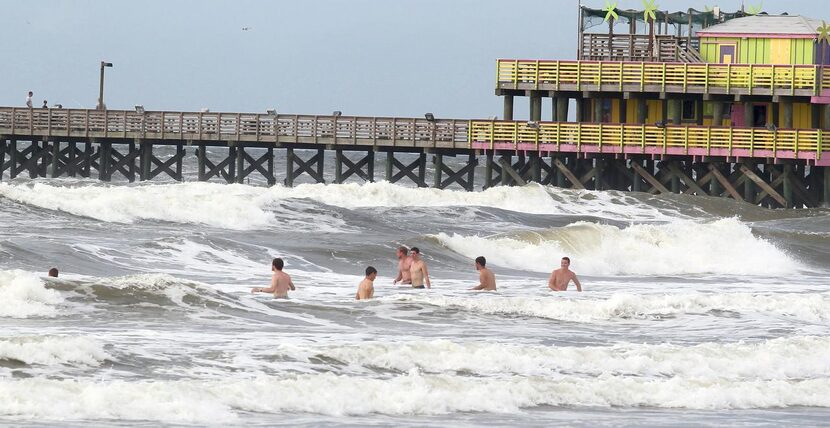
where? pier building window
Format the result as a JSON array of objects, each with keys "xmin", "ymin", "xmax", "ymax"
[
  {"xmin": 752, "ymin": 105, "xmax": 768, "ymax": 127},
  {"xmin": 681, "ymin": 100, "xmax": 697, "ymax": 121}
]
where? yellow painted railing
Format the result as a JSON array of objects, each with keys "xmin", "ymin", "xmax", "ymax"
[
  {"xmin": 497, "ymin": 60, "xmax": 825, "ymax": 95},
  {"xmin": 469, "ymin": 121, "xmax": 825, "ymax": 159}
]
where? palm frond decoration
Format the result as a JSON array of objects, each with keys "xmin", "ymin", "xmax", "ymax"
[
  {"xmin": 817, "ymin": 20, "xmax": 830, "ymax": 44},
  {"xmin": 746, "ymin": 2, "xmax": 763, "ymax": 15},
  {"xmin": 643, "ymin": 0, "xmax": 658, "ymax": 22},
  {"xmin": 603, "ymin": 0, "xmax": 619, "ymax": 22}
]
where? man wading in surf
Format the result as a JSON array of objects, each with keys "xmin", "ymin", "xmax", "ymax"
[
  {"xmin": 470, "ymin": 256, "xmax": 496, "ymax": 291},
  {"xmin": 393, "ymin": 246, "xmax": 413, "ymax": 285},
  {"xmin": 252, "ymin": 258, "xmax": 296, "ymax": 298},
  {"xmin": 409, "ymin": 247, "xmax": 431, "ymax": 289},
  {"xmin": 548, "ymin": 256, "xmax": 582, "ymax": 292}
]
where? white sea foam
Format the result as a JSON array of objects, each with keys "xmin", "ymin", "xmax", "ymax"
[
  {"xmin": 434, "ymin": 217, "xmax": 798, "ymax": 276},
  {"xmin": 0, "ymin": 270, "xmax": 63, "ymax": 318},
  {"xmin": 272, "ymin": 336, "xmax": 830, "ymax": 381},
  {"xmin": 384, "ymin": 292, "xmax": 830, "ymax": 323},
  {"xmin": 0, "ymin": 371, "xmax": 827, "ymax": 422},
  {"xmin": 0, "ymin": 180, "xmax": 678, "ymax": 230},
  {"xmin": 0, "ymin": 336, "xmax": 110, "ymax": 366}
]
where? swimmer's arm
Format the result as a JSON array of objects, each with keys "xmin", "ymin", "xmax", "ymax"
[
  {"xmin": 470, "ymin": 271, "xmax": 485, "ymax": 290},
  {"xmin": 289, "ymin": 279, "xmax": 296, "ymax": 291},
  {"xmin": 547, "ymin": 271, "xmax": 556, "ymax": 290},
  {"xmin": 252, "ymin": 276, "xmax": 278, "ymax": 293},
  {"xmin": 355, "ymin": 289, "xmax": 361, "ymax": 300},
  {"xmin": 393, "ymin": 270, "xmax": 402, "ymax": 284},
  {"xmin": 572, "ymin": 274, "xmax": 582, "ymax": 292},
  {"xmin": 423, "ymin": 264, "xmax": 431, "ymax": 288}
]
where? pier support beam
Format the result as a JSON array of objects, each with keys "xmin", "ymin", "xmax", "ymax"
[
  {"xmin": 285, "ymin": 148, "xmax": 325, "ymax": 187},
  {"xmin": 554, "ymin": 97, "xmax": 569, "ymax": 122},
  {"xmin": 668, "ymin": 99, "xmax": 682, "ymax": 125},
  {"xmin": 335, "ymin": 149, "xmax": 374, "ymax": 184},
  {"xmin": 197, "ymin": 145, "xmax": 237, "ymax": 183},
  {"xmin": 139, "ymin": 142, "xmax": 186, "ymax": 181},
  {"xmin": 386, "ymin": 152, "xmax": 427, "ymax": 187},
  {"xmin": 712, "ymin": 102, "xmax": 724, "ymax": 127},
  {"xmin": 503, "ymin": 95, "xmax": 514, "ymax": 121},
  {"xmin": 636, "ymin": 98, "xmax": 648, "ymax": 124},
  {"xmin": 433, "ymin": 153, "xmax": 477, "ymax": 190},
  {"xmin": 823, "ymin": 167, "xmax": 830, "ymax": 207},
  {"xmin": 743, "ymin": 102, "xmax": 754, "ymax": 127},
  {"xmin": 529, "ymin": 92, "xmax": 542, "ymax": 121},
  {"xmin": 97, "ymin": 141, "xmax": 138, "ymax": 182},
  {"xmin": 782, "ymin": 101, "xmax": 794, "ymax": 129},
  {"xmin": 235, "ymin": 146, "xmax": 275, "ymax": 185}
]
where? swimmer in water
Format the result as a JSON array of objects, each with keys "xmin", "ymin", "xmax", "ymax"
[
  {"xmin": 356, "ymin": 266, "xmax": 377, "ymax": 300},
  {"xmin": 470, "ymin": 256, "xmax": 496, "ymax": 291},
  {"xmin": 393, "ymin": 246, "xmax": 413, "ymax": 285},
  {"xmin": 548, "ymin": 256, "xmax": 582, "ymax": 292},
  {"xmin": 409, "ymin": 247, "xmax": 431, "ymax": 289},
  {"xmin": 252, "ymin": 258, "xmax": 296, "ymax": 298}
]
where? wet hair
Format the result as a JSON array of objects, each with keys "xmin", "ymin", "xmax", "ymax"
[
  {"xmin": 397, "ymin": 246, "xmax": 408, "ymax": 255},
  {"xmin": 365, "ymin": 266, "xmax": 377, "ymax": 276},
  {"xmin": 411, "ymin": 247, "xmax": 420, "ymax": 254},
  {"xmin": 48, "ymin": 267, "xmax": 59, "ymax": 277},
  {"xmin": 272, "ymin": 258, "xmax": 284, "ymax": 270},
  {"xmin": 562, "ymin": 257, "xmax": 571, "ymax": 263},
  {"xmin": 475, "ymin": 256, "xmax": 486, "ymax": 267}
]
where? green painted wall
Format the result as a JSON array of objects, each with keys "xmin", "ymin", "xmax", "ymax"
[{"xmin": 700, "ymin": 36, "xmax": 815, "ymax": 65}]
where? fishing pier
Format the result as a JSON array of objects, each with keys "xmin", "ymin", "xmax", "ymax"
[{"xmin": 3, "ymin": 4, "xmax": 830, "ymax": 208}]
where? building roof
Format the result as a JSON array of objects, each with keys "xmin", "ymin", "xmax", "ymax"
[{"xmin": 697, "ymin": 15, "xmax": 822, "ymax": 38}]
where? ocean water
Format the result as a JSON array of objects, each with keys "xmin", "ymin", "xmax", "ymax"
[{"xmin": 1, "ymin": 152, "xmax": 829, "ymax": 426}]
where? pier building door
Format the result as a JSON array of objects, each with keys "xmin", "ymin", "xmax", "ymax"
[
  {"xmin": 719, "ymin": 45, "xmax": 736, "ymax": 63},
  {"xmin": 771, "ymin": 39, "xmax": 791, "ymax": 64}
]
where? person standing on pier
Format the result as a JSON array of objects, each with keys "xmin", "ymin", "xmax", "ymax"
[
  {"xmin": 41, "ymin": 100, "xmax": 48, "ymax": 108},
  {"xmin": 26, "ymin": 91, "xmax": 33, "ymax": 108},
  {"xmin": 470, "ymin": 256, "xmax": 496, "ymax": 291},
  {"xmin": 252, "ymin": 258, "xmax": 295, "ymax": 298},
  {"xmin": 356, "ymin": 266, "xmax": 377, "ymax": 300},
  {"xmin": 409, "ymin": 247, "xmax": 431, "ymax": 289},
  {"xmin": 548, "ymin": 257, "xmax": 582, "ymax": 292},
  {"xmin": 393, "ymin": 246, "xmax": 412, "ymax": 285}
]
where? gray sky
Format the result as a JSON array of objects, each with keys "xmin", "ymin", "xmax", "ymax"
[{"xmin": 1, "ymin": 0, "xmax": 824, "ymax": 119}]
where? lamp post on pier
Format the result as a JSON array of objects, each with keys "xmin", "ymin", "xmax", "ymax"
[{"xmin": 97, "ymin": 61, "xmax": 113, "ymax": 110}]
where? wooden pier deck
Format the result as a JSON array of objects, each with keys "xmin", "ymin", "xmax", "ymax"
[{"xmin": 1, "ymin": 106, "xmax": 828, "ymax": 208}]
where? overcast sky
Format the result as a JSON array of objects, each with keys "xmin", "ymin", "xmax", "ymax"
[{"xmin": 1, "ymin": 0, "xmax": 825, "ymax": 119}]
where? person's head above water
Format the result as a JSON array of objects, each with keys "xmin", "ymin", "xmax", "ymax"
[
  {"xmin": 48, "ymin": 267, "xmax": 59, "ymax": 277},
  {"xmin": 475, "ymin": 256, "xmax": 486, "ymax": 269},
  {"xmin": 561, "ymin": 257, "xmax": 571, "ymax": 268},
  {"xmin": 271, "ymin": 258, "xmax": 284, "ymax": 271},
  {"xmin": 396, "ymin": 246, "xmax": 409, "ymax": 257},
  {"xmin": 365, "ymin": 266, "xmax": 377, "ymax": 279}
]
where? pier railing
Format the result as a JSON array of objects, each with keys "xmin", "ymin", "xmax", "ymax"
[
  {"xmin": 0, "ymin": 107, "xmax": 471, "ymax": 149},
  {"xmin": 469, "ymin": 120, "xmax": 826, "ymax": 162},
  {"xmin": 497, "ymin": 59, "xmax": 825, "ymax": 96}
]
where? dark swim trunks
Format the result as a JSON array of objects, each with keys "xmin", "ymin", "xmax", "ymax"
[{"xmin": 412, "ymin": 285, "xmax": 425, "ymax": 289}]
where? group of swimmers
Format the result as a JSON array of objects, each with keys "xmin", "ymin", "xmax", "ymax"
[{"xmin": 251, "ymin": 246, "xmax": 582, "ymax": 300}]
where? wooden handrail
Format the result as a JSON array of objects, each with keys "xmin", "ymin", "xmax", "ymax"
[
  {"xmin": 469, "ymin": 120, "xmax": 826, "ymax": 159},
  {"xmin": 0, "ymin": 107, "xmax": 471, "ymax": 148},
  {"xmin": 497, "ymin": 59, "xmax": 823, "ymax": 95}
]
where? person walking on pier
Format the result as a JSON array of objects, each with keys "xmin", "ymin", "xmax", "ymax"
[
  {"xmin": 393, "ymin": 246, "xmax": 412, "ymax": 285},
  {"xmin": 356, "ymin": 266, "xmax": 377, "ymax": 300},
  {"xmin": 26, "ymin": 91, "xmax": 33, "ymax": 108},
  {"xmin": 548, "ymin": 257, "xmax": 582, "ymax": 292},
  {"xmin": 252, "ymin": 258, "xmax": 295, "ymax": 298},
  {"xmin": 470, "ymin": 256, "xmax": 496, "ymax": 291},
  {"xmin": 409, "ymin": 247, "xmax": 431, "ymax": 289}
]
